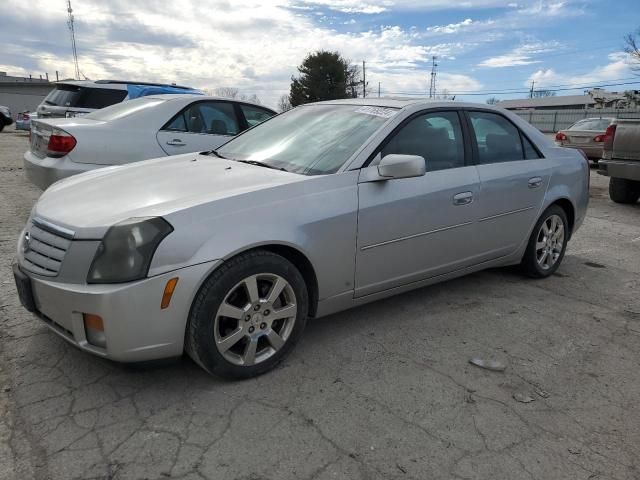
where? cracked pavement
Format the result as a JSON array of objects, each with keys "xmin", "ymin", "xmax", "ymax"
[{"xmin": 1, "ymin": 128, "xmax": 639, "ymax": 479}]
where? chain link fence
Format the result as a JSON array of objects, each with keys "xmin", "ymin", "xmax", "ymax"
[{"xmin": 510, "ymin": 107, "xmax": 640, "ymax": 133}]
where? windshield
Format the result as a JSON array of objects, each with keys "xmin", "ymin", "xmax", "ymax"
[
  {"xmin": 569, "ymin": 118, "xmax": 612, "ymax": 131},
  {"xmin": 217, "ymin": 104, "xmax": 397, "ymax": 175},
  {"xmin": 85, "ymin": 97, "xmax": 166, "ymax": 121}
]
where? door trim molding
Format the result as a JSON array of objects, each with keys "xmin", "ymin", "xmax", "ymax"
[
  {"xmin": 360, "ymin": 221, "xmax": 473, "ymax": 251},
  {"xmin": 478, "ymin": 206, "xmax": 533, "ymax": 222}
]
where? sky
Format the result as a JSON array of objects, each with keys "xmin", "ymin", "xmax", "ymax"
[{"xmin": 1, "ymin": 0, "xmax": 639, "ymax": 108}]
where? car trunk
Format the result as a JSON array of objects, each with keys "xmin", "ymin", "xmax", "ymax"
[{"xmin": 29, "ymin": 118, "xmax": 100, "ymax": 159}]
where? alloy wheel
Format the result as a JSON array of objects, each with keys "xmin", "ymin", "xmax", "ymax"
[
  {"xmin": 535, "ymin": 214, "xmax": 565, "ymax": 270},
  {"xmin": 213, "ymin": 273, "xmax": 297, "ymax": 366}
]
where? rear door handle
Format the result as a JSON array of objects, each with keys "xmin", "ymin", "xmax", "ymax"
[
  {"xmin": 453, "ymin": 191, "xmax": 473, "ymax": 206},
  {"xmin": 528, "ymin": 177, "xmax": 543, "ymax": 188},
  {"xmin": 166, "ymin": 139, "xmax": 186, "ymax": 146}
]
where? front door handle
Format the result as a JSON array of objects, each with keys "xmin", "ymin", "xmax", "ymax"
[
  {"xmin": 453, "ymin": 191, "xmax": 473, "ymax": 206},
  {"xmin": 166, "ymin": 139, "xmax": 186, "ymax": 146},
  {"xmin": 528, "ymin": 177, "xmax": 543, "ymax": 188}
]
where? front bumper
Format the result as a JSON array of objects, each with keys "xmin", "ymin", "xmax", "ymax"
[
  {"xmin": 598, "ymin": 159, "xmax": 640, "ymax": 181},
  {"xmin": 23, "ymin": 150, "xmax": 97, "ymax": 190},
  {"xmin": 14, "ymin": 260, "xmax": 220, "ymax": 362}
]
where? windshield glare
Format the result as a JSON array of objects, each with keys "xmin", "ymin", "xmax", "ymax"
[{"xmin": 217, "ymin": 104, "xmax": 396, "ymax": 175}]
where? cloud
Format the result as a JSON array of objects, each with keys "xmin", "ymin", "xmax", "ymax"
[
  {"xmin": 478, "ymin": 41, "xmax": 560, "ymax": 68},
  {"xmin": 426, "ymin": 18, "xmax": 495, "ymax": 34},
  {"xmin": 526, "ymin": 54, "xmax": 634, "ymax": 89}
]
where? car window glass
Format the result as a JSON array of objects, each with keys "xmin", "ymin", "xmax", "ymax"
[
  {"xmin": 381, "ymin": 111, "xmax": 464, "ymax": 172},
  {"xmin": 569, "ymin": 119, "xmax": 610, "ymax": 131},
  {"xmin": 164, "ymin": 112, "xmax": 187, "ymax": 132},
  {"xmin": 469, "ymin": 111, "xmax": 524, "ymax": 164},
  {"xmin": 522, "ymin": 135, "xmax": 541, "ymax": 159},
  {"xmin": 195, "ymin": 102, "xmax": 239, "ymax": 135},
  {"xmin": 43, "ymin": 86, "xmax": 81, "ymax": 107},
  {"xmin": 239, "ymin": 104, "xmax": 274, "ymax": 127},
  {"xmin": 78, "ymin": 88, "xmax": 128, "ymax": 109}
]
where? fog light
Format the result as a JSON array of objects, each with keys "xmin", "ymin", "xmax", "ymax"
[
  {"xmin": 161, "ymin": 277, "xmax": 179, "ymax": 309},
  {"xmin": 83, "ymin": 313, "xmax": 106, "ymax": 348}
]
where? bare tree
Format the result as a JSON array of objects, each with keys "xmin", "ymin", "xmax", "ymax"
[
  {"xmin": 624, "ymin": 29, "xmax": 640, "ymax": 72},
  {"xmin": 435, "ymin": 89, "xmax": 455, "ymax": 100},
  {"xmin": 213, "ymin": 87, "xmax": 240, "ymax": 99},
  {"xmin": 486, "ymin": 96, "xmax": 499, "ymax": 105},
  {"xmin": 244, "ymin": 93, "xmax": 261, "ymax": 105},
  {"xmin": 277, "ymin": 94, "xmax": 292, "ymax": 112}
]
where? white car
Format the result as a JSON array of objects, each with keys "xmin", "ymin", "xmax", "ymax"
[{"xmin": 24, "ymin": 94, "xmax": 276, "ymax": 189}]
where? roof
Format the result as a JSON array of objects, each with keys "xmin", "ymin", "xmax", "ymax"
[
  {"xmin": 138, "ymin": 94, "xmax": 275, "ymax": 111},
  {"xmin": 497, "ymin": 95, "xmax": 597, "ymax": 109},
  {"xmin": 54, "ymin": 79, "xmax": 195, "ymax": 90},
  {"xmin": 310, "ymin": 97, "xmax": 496, "ymax": 110}
]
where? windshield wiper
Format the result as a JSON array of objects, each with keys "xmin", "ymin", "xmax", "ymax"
[
  {"xmin": 205, "ymin": 150, "xmax": 227, "ymax": 159},
  {"xmin": 235, "ymin": 159, "xmax": 288, "ymax": 172}
]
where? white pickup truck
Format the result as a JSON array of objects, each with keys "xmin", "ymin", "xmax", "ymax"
[{"xmin": 598, "ymin": 119, "xmax": 640, "ymax": 204}]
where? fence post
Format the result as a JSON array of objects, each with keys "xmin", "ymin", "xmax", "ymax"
[{"xmin": 552, "ymin": 111, "xmax": 558, "ymax": 132}]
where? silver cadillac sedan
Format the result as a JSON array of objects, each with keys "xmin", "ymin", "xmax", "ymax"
[{"xmin": 13, "ymin": 99, "xmax": 589, "ymax": 379}]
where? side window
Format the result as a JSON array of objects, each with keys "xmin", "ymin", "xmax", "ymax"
[
  {"xmin": 381, "ymin": 111, "xmax": 465, "ymax": 172},
  {"xmin": 468, "ymin": 111, "xmax": 524, "ymax": 164},
  {"xmin": 197, "ymin": 102, "xmax": 239, "ymax": 135},
  {"xmin": 522, "ymin": 135, "xmax": 542, "ymax": 159},
  {"xmin": 163, "ymin": 112, "xmax": 187, "ymax": 132},
  {"xmin": 239, "ymin": 104, "xmax": 274, "ymax": 128},
  {"xmin": 78, "ymin": 88, "xmax": 127, "ymax": 109}
]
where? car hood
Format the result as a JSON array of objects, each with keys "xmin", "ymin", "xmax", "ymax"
[{"xmin": 34, "ymin": 153, "xmax": 306, "ymax": 238}]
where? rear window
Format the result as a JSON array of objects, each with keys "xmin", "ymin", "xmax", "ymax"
[
  {"xmin": 569, "ymin": 119, "xmax": 611, "ymax": 131},
  {"xmin": 85, "ymin": 97, "xmax": 166, "ymax": 121},
  {"xmin": 43, "ymin": 86, "xmax": 81, "ymax": 107},
  {"xmin": 43, "ymin": 85, "xmax": 127, "ymax": 109}
]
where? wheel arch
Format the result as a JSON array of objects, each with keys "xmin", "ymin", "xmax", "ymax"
[{"xmin": 548, "ymin": 197, "xmax": 575, "ymax": 238}]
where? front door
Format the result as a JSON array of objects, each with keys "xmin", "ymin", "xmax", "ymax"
[
  {"xmin": 157, "ymin": 101, "xmax": 240, "ymax": 155},
  {"xmin": 355, "ymin": 110, "xmax": 481, "ymax": 297}
]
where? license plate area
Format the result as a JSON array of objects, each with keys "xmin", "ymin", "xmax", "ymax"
[{"xmin": 13, "ymin": 264, "xmax": 36, "ymax": 312}]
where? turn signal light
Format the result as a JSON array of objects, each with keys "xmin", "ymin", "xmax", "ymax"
[
  {"xmin": 161, "ymin": 277, "xmax": 179, "ymax": 309},
  {"xmin": 83, "ymin": 313, "xmax": 104, "ymax": 331},
  {"xmin": 593, "ymin": 134, "xmax": 605, "ymax": 143},
  {"xmin": 83, "ymin": 313, "xmax": 106, "ymax": 348}
]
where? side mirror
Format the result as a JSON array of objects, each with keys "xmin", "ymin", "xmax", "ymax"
[{"xmin": 377, "ymin": 154, "xmax": 426, "ymax": 180}]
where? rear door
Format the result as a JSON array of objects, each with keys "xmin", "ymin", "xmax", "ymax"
[
  {"xmin": 465, "ymin": 110, "xmax": 551, "ymax": 259},
  {"xmin": 157, "ymin": 101, "xmax": 241, "ymax": 155}
]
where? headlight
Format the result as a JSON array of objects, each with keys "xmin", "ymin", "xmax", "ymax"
[{"xmin": 87, "ymin": 217, "xmax": 173, "ymax": 284}]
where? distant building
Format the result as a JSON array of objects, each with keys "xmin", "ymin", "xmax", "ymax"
[
  {"xmin": 0, "ymin": 72, "xmax": 54, "ymax": 116},
  {"xmin": 498, "ymin": 88, "xmax": 629, "ymax": 111}
]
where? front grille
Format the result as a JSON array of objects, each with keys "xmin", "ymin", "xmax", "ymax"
[{"xmin": 21, "ymin": 221, "xmax": 73, "ymax": 277}]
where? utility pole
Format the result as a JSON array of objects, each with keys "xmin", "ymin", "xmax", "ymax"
[
  {"xmin": 529, "ymin": 80, "xmax": 535, "ymax": 99},
  {"xmin": 378, "ymin": 82, "xmax": 381, "ymax": 98},
  {"xmin": 66, "ymin": 0, "xmax": 80, "ymax": 80},
  {"xmin": 362, "ymin": 60, "xmax": 366, "ymax": 98},
  {"xmin": 429, "ymin": 56, "xmax": 438, "ymax": 98}
]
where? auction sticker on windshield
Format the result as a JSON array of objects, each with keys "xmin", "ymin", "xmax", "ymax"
[{"xmin": 355, "ymin": 106, "xmax": 398, "ymax": 118}]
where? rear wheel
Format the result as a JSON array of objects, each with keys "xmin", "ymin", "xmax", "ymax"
[
  {"xmin": 186, "ymin": 250, "xmax": 308, "ymax": 379},
  {"xmin": 0, "ymin": 123, "xmax": 4, "ymax": 133},
  {"xmin": 521, "ymin": 205, "xmax": 568, "ymax": 278},
  {"xmin": 609, "ymin": 177, "xmax": 640, "ymax": 204}
]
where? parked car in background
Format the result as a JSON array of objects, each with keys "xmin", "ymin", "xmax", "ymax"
[
  {"xmin": 13, "ymin": 99, "xmax": 588, "ymax": 379},
  {"xmin": 24, "ymin": 94, "xmax": 276, "ymax": 189},
  {"xmin": 598, "ymin": 119, "xmax": 640, "ymax": 204},
  {"xmin": 555, "ymin": 117, "xmax": 614, "ymax": 162},
  {"xmin": 16, "ymin": 111, "xmax": 37, "ymax": 131},
  {"xmin": 0, "ymin": 105, "xmax": 13, "ymax": 132},
  {"xmin": 37, "ymin": 79, "xmax": 201, "ymax": 119}
]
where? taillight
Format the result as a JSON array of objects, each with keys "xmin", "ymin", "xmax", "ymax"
[
  {"xmin": 603, "ymin": 124, "xmax": 616, "ymax": 151},
  {"xmin": 555, "ymin": 132, "xmax": 567, "ymax": 142},
  {"xmin": 47, "ymin": 130, "xmax": 77, "ymax": 158},
  {"xmin": 593, "ymin": 134, "xmax": 605, "ymax": 142}
]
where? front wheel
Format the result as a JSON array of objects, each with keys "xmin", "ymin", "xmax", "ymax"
[
  {"xmin": 186, "ymin": 250, "xmax": 308, "ymax": 379},
  {"xmin": 521, "ymin": 205, "xmax": 569, "ymax": 278}
]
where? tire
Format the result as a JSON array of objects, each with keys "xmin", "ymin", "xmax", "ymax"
[
  {"xmin": 521, "ymin": 205, "xmax": 569, "ymax": 278},
  {"xmin": 0, "ymin": 123, "xmax": 4, "ymax": 133},
  {"xmin": 609, "ymin": 177, "xmax": 640, "ymax": 204},
  {"xmin": 186, "ymin": 250, "xmax": 308, "ymax": 379}
]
